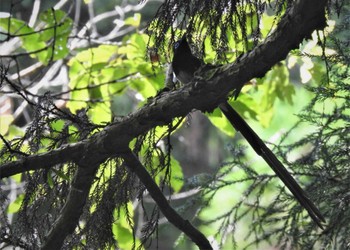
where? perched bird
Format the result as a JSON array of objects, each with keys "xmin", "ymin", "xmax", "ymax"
[{"xmin": 171, "ymin": 35, "xmax": 325, "ymax": 228}]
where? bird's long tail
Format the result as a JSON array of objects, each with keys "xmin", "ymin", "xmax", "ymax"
[{"xmin": 219, "ymin": 101, "xmax": 325, "ymax": 228}]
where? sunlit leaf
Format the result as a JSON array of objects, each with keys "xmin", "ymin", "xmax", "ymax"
[
  {"xmin": 124, "ymin": 13, "xmax": 141, "ymax": 27},
  {"xmin": 47, "ymin": 170, "xmax": 54, "ymax": 188},
  {"xmin": 50, "ymin": 119, "xmax": 65, "ymax": 133},
  {"xmin": 169, "ymin": 156, "xmax": 184, "ymax": 192},
  {"xmin": 88, "ymin": 103, "xmax": 111, "ymax": 124},
  {"xmin": 7, "ymin": 194, "xmax": 24, "ymax": 214},
  {"xmin": 207, "ymin": 94, "xmax": 259, "ymax": 136},
  {"xmin": 130, "ymin": 77, "xmax": 157, "ymax": 99},
  {"xmin": 112, "ymin": 202, "xmax": 141, "ymax": 250},
  {"xmin": 0, "ymin": 114, "xmax": 13, "ymax": 134},
  {"xmin": 39, "ymin": 9, "xmax": 72, "ymax": 62},
  {"xmin": 208, "ymin": 111, "xmax": 236, "ymax": 137},
  {"xmin": 0, "ymin": 17, "xmax": 47, "ymax": 62}
]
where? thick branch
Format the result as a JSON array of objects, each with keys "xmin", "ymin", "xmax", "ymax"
[
  {"xmin": 41, "ymin": 163, "xmax": 100, "ymax": 250},
  {"xmin": 121, "ymin": 150, "xmax": 212, "ymax": 250},
  {"xmin": 0, "ymin": 0, "xmax": 327, "ymax": 180}
]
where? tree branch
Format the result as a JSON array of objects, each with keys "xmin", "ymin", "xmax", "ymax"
[
  {"xmin": 41, "ymin": 163, "xmax": 100, "ymax": 250},
  {"xmin": 121, "ymin": 150, "xmax": 213, "ymax": 250},
  {"xmin": 0, "ymin": 142, "xmax": 85, "ymax": 178}
]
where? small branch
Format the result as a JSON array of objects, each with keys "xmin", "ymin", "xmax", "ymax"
[
  {"xmin": 0, "ymin": 45, "xmax": 51, "ymax": 58},
  {"xmin": 121, "ymin": 150, "xmax": 213, "ymax": 250}
]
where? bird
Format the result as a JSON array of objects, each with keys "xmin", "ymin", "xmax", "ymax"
[{"xmin": 171, "ymin": 35, "xmax": 325, "ymax": 228}]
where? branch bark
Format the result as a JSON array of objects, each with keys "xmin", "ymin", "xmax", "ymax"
[
  {"xmin": 122, "ymin": 150, "xmax": 213, "ymax": 250},
  {"xmin": 41, "ymin": 163, "xmax": 100, "ymax": 250}
]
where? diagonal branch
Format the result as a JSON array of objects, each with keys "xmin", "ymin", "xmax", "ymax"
[
  {"xmin": 41, "ymin": 163, "xmax": 100, "ymax": 250},
  {"xmin": 121, "ymin": 150, "xmax": 213, "ymax": 250}
]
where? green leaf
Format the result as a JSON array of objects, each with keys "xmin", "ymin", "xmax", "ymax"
[
  {"xmin": 169, "ymin": 157, "xmax": 184, "ymax": 192},
  {"xmin": 207, "ymin": 94, "xmax": 259, "ymax": 136},
  {"xmin": 112, "ymin": 203, "xmax": 141, "ymax": 250},
  {"xmin": 7, "ymin": 194, "xmax": 24, "ymax": 214},
  {"xmin": 50, "ymin": 119, "xmax": 65, "ymax": 131},
  {"xmin": 260, "ymin": 13, "xmax": 276, "ymax": 37},
  {"xmin": 130, "ymin": 77, "xmax": 157, "ymax": 99},
  {"xmin": 120, "ymin": 33, "xmax": 147, "ymax": 60},
  {"xmin": 124, "ymin": 13, "xmax": 141, "ymax": 27},
  {"xmin": 39, "ymin": 9, "xmax": 72, "ymax": 62},
  {"xmin": 47, "ymin": 170, "xmax": 54, "ymax": 188},
  {"xmin": 88, "ymin": 103, "xmax": 111, "ymax": 124},
  {"xmin": 0, "ymin": 9, "xmax": 72, "ymax": 64},
  {"xmin": 0, "ymin": 17, "xmax": 47, "ymax": 62},
  {"xmin": 0, "ymin": 114, "xmax": 13, "ymax": 134},
  {"xmin": 230, "ymin": 95, "xmax": 259, "ymax": 120},
  {"xmin": 39, "ymin": 9, "xmax": 72, "ymax": 39},
  {"xmin": 208, "ymin": 110, "xmax": 236, "ymax": 137},
  {"xmin": 154, "ymin": 118, "xmax": 185, "ymax": 139},
  {"xmin": 254, "ymin": 64, "xmax": 295, "ymax": 127},
  {"xmin": 7, "ymin": 125, "xmax": 25, "ymax": 140},
  {"xmin": 149, "ymin": 153, "xmax": 184, "ymax": 193},
  {"xmin": 108, "ymin": 80, "xmax": 128, "ymax": 95},
  {"xmin": 67, "ymin": 75, "xmax": 90, "ymax": 113}
]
